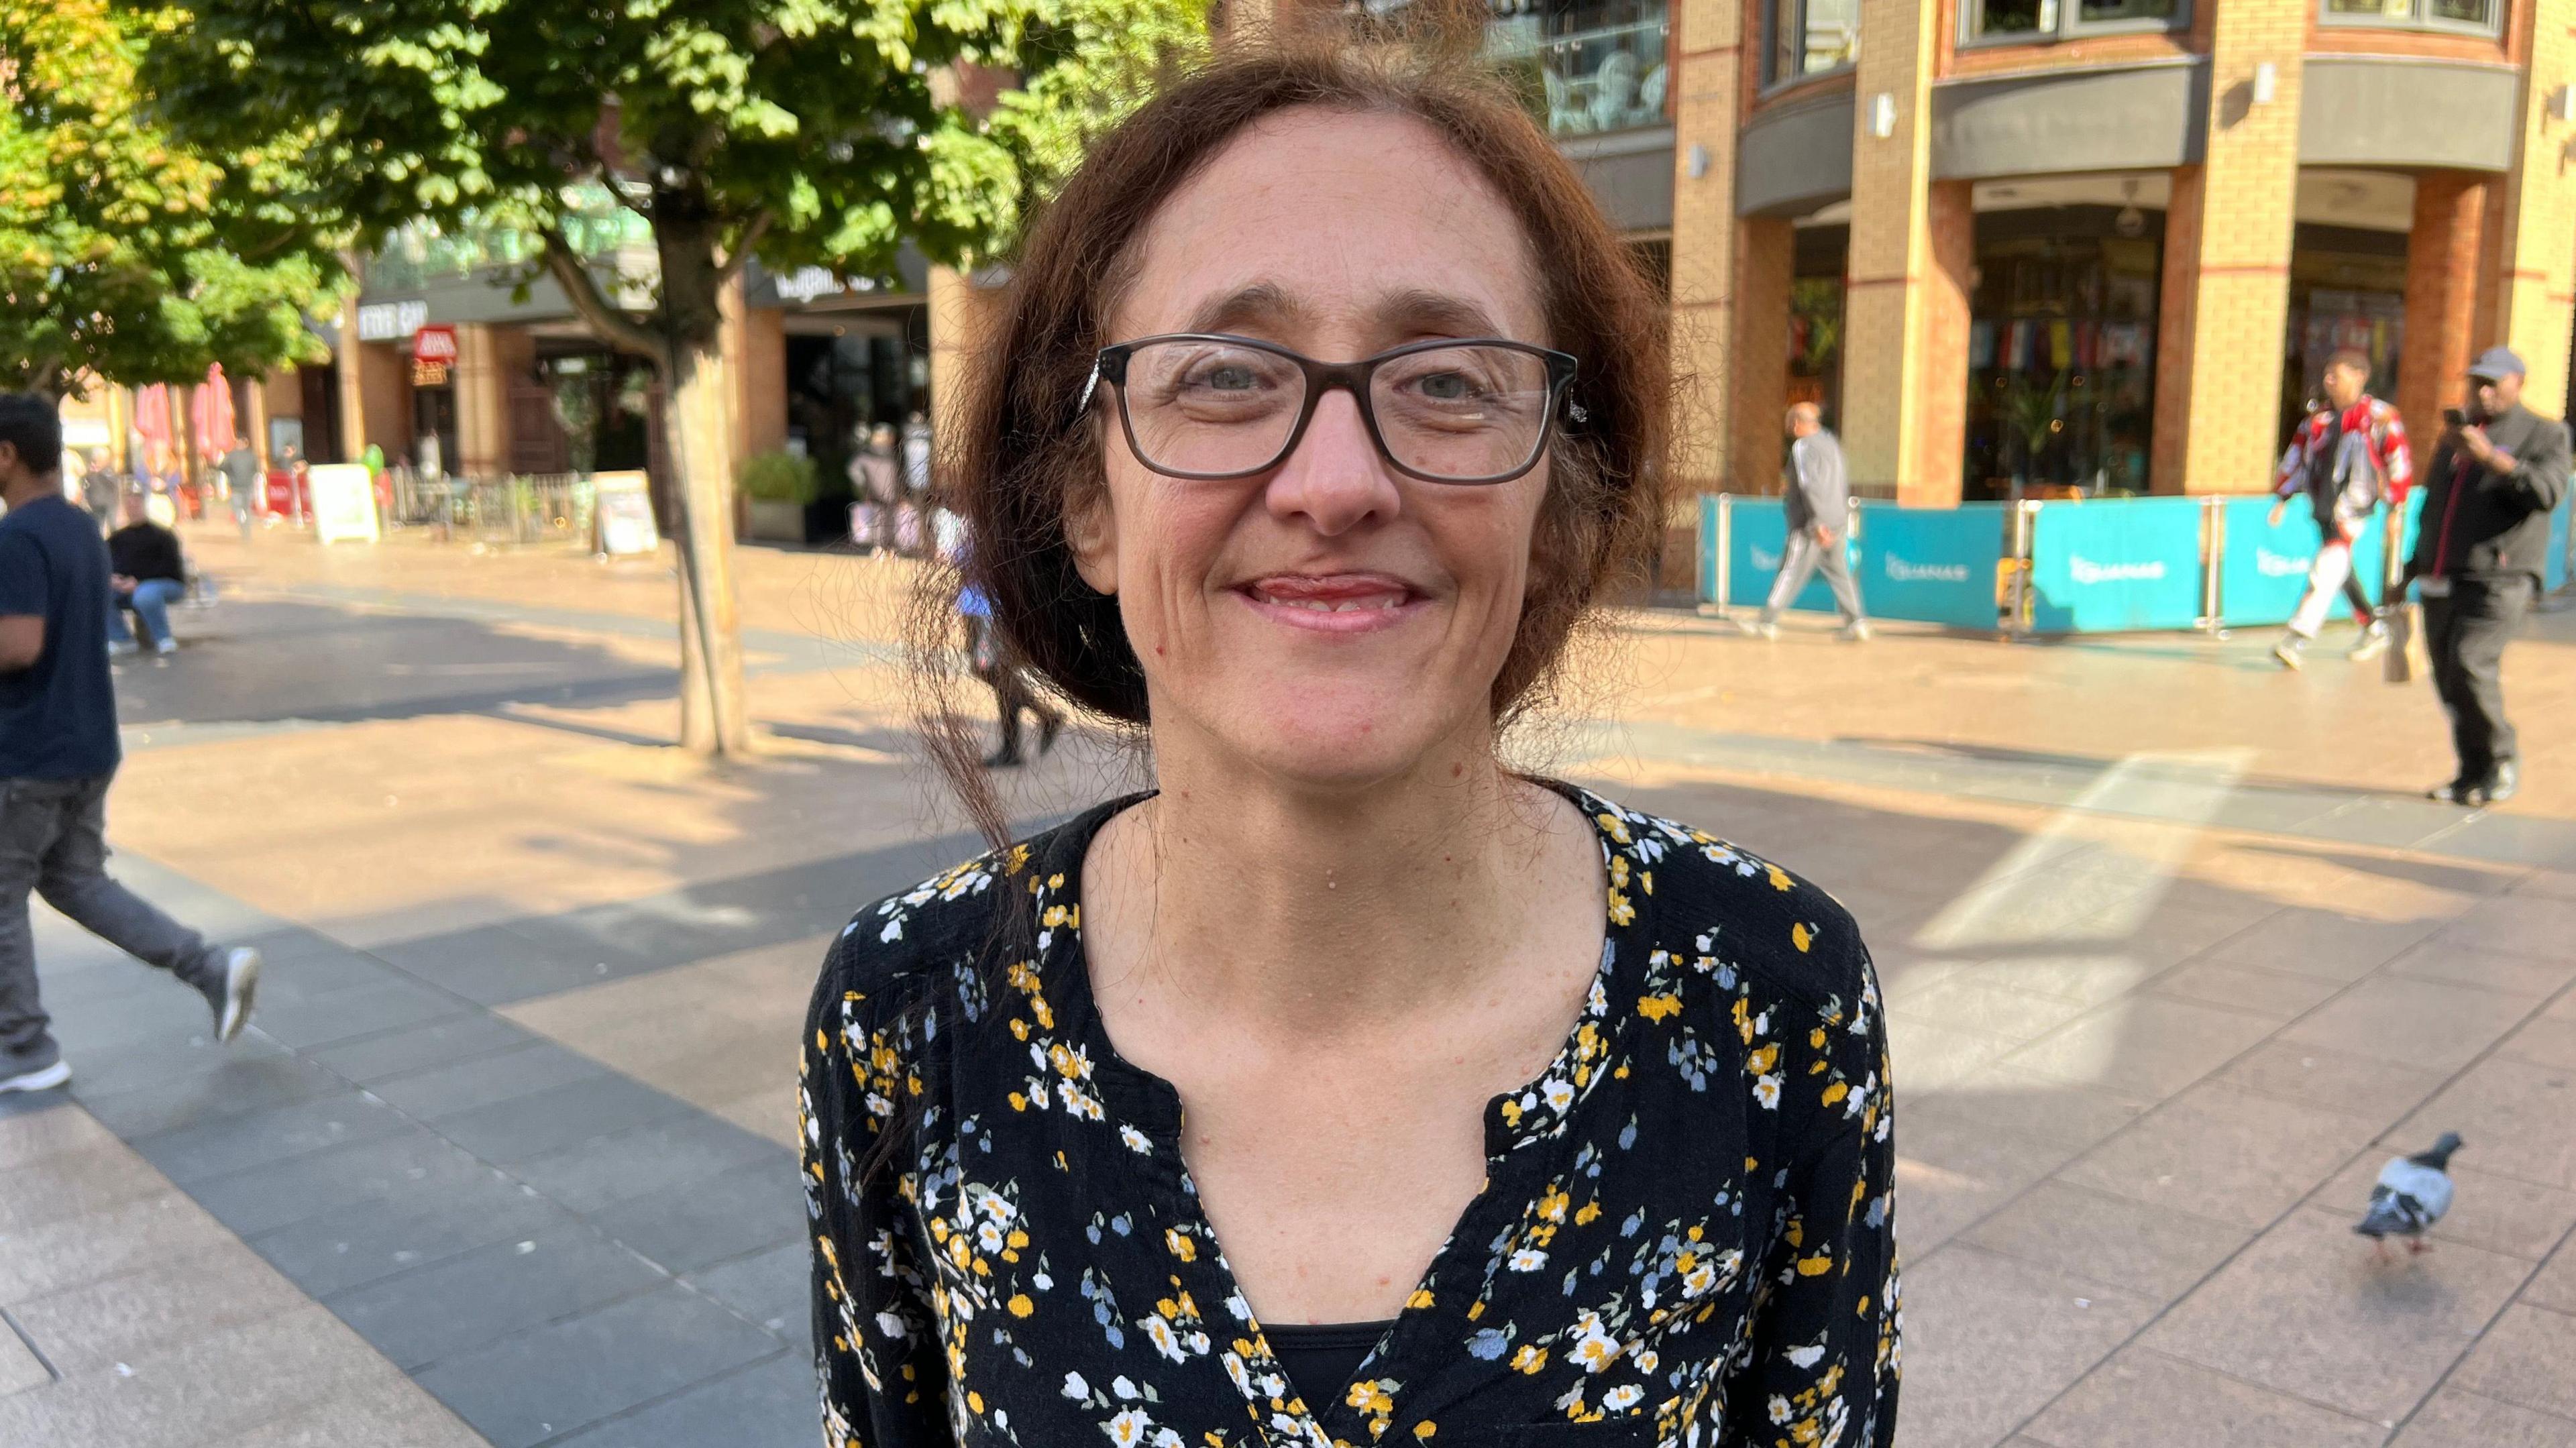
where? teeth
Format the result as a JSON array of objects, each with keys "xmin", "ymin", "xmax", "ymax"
[{"xmin": 1257, "ymin": 592, "xmax": 1400, "ymax": 612}]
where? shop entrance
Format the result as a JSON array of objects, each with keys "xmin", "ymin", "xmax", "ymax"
[{"xmin": 412, "ymin": 385, "xmax": 458, "ymax": 479}]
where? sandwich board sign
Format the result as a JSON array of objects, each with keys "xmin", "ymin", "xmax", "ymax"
[
  {"xmin": 591, "ymin": 471, "xmax": 659, "ymax": 556},
  {"xmin": 308, "ymin": 464, "xmax": 381, "ymax": 544}
]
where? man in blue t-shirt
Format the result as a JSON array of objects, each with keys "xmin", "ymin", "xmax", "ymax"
[{"xmin": 0, "ymin": 394, "xmax": 261, "ymax": 1093}]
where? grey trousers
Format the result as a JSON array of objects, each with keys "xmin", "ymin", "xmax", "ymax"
[
  {"xmin": 1, "ymin": 773, "xmax": 219, "ymax": 1072},
  {"xmin": 1762, "ymin": 528, "xmax": 1867, "ymax": 624}
]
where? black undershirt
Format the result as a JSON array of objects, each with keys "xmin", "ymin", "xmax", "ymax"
[{"xmin": 1263, "ymin": 1321, "xmax": 1397, "ymax": 1412}]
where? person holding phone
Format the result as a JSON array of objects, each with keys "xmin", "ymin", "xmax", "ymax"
[
  {"xmin": 2406, "ymin": 347, "xmax": 2570, "ymax": 806},
  {"xmin": 2266, "ymin": 348, "xmax": 2410, "ymax": 669}
]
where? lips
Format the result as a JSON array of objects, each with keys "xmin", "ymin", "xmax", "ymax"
[{"xmin": 1234, "ymin": 573, "xmax": 1425, "ymax": 633}]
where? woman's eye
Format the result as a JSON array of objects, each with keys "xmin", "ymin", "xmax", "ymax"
[
  {"xmin": 1198, "ymin": 364, "xmax": 1258, "ymax": 392},
  {"xmin": 1415, "ymin": 372, "xmax": 1475, "ymax": 400}
]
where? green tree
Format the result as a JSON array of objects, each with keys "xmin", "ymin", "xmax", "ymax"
[
  {"xmin": 0, "ymin": 0, "xmax": 341, "ymax": 400},
  {"xmin": 140, "ymin": 0, "xmax": 1203, "ymax": 756}
]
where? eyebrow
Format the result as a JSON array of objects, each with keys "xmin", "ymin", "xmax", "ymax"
[{"xmin": 1173, "ymin": 284, "xmax": 1513, "ymax": 344}]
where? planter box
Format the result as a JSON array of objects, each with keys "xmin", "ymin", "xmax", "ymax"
[{"xmin": 745, "ymin": 498, "xmax": 809, "ymax": 543}]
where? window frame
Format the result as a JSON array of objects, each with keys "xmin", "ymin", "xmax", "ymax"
[
  {"xmin": 1762, "ymin": 0, "xmax": 1860, "ymax": 93},
  {"xmin": 2316, "ymin": 0, "xmax": 2502, "ymax": 40},
  {"xmin": 1956, "ymin": 0, "xmax": 2192, "ymax": 50}
]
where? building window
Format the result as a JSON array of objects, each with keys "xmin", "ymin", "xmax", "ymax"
[
  {"xmin": 1961, "ymin": 0, "xmax": 2186, "ymax": 44},
  {"xmin": 1489, "ymin": 0, "xmax": 1670, "ymax": 137},
  {"xmin": 1766, "ymin": 0, "xmax": 1858, "ymax": 87},
  {"xmin": 2320, "ymin": 0, "xmax": 2500, "ymax": 36}
]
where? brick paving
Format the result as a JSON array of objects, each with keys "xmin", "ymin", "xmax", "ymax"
[{"xmin": 1, "ymin": 524, "xmax": 2572, "ymax": 1445}]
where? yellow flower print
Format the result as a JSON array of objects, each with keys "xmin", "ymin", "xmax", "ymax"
[
  {"xmin": 1792, "ymin": 922, "xmax": 1814, "ymax": 952},
  {"xmin": 1746, "ymin": 1044, "xmax": 1779, "ymax": 1076},
  {"xmin": 1008, "ymin": 1293, "xmax": 1034, "ymax": 1317},
  {"xmin": 1607, "ymin": 891, "xmax": 1636, "ymax": 927},
  {"xmin": 1595, "ymin": 811, "xmax": 1632, "ymax": 844},
  {"xmin": 1636, "ymin": 993, "xmax": 1682, "ymax": 1022},
  {"xmin": 1413, "ymin": 1423, "xmax": 1437, "ymax": 1441},
  {"xmin": 1165, "ymin": 1228, "xmax": 1197, "ymax": 1262},
  {"xmin": 1766, "ymin": 864, "xmax": 1793, "ymax": 892},
  {"xmin": 1511, "ymin": 1344, "xmax": 1550, "ymax": 1374}
]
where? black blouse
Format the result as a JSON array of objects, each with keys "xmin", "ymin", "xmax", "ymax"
[{"xmin": 801, "ymin": 785, "xmax": 1900, "ymax": 1448}]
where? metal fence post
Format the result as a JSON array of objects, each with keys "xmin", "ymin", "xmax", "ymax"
[
  {"xmin": 2199, "ymin": 494, "xmax": 2226, "ymax": 633},
  {"xmin": 1715, "ymin": 493, "xmax": 1733, "ymax": 619},
  {"xmin": 2006, "ymin": 498, "xmax": 2037, "ymax": 636}
]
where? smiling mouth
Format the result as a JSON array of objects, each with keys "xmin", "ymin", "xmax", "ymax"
[{"xmin": 1236, "ymin": 574, "xmax": 1424, "ymax": 628}]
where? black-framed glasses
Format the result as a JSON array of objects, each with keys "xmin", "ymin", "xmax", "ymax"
[{"xmin": 1079, "ymin": 333, "xmax": 1581, "ymax": 485}]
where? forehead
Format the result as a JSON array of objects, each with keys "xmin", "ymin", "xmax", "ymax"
[{"xmin": 1115, "ymin": 105, "xmax": 1547, "ymax": 345}]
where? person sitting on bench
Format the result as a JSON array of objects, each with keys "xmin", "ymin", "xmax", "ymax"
[{"xmin": 105, "ymin": 494, "xmax": 188, "ymax": 657}]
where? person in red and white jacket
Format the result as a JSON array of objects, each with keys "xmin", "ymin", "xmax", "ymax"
[{"xmin": 2267, "ymin": 348, "xmax": 2412, "ymax": 667}]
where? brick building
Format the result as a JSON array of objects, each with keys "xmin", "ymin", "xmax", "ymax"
[{"xmin": 1629, "ymin": 0, "xmax": 2576, "ymax": 506}]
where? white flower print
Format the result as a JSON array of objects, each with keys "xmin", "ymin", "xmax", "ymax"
[
  {"xmin": 1104, "ymin": 1407, "xmax": 1154, "ymax": 1446},
  {"xmin": 1604, "ymin": 1384, "xmax": 1643, "ymax": 1411},
  {"xmin": 1063, "ymin": 1372, "xmax": 1091, "ymax": 1401}
]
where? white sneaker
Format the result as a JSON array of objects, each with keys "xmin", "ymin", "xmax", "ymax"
[
  {"xmin": 0, "ymin": 1059, "xmax": 71, "ymax": 1093},
  {"xmin": 108, "ymin": 639, "xmax": 138, "ymax": 657},
  {"xmin": 153, "ymin": 636, "xmax": 178, "ymax": 655},
  {"xmin": 205, "ymin": 946, "xmax": 262, "ymax": 1043}
]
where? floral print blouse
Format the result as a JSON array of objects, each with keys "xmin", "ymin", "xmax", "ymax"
[{"xmin": 801, "ymin": 784, "xmax": 1900, "ymax": 1448}]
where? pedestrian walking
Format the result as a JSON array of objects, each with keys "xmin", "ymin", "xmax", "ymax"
[
  {"xmin": 0, "ymin": 394, "xmax": 261, "ymax": 1095},
  {"xmin": 800, "ymin": 44, "xmax": 1894, "ymax": 1448},
  {"xmin": 1739, "ymin": 402, "xmax": 1868, "ymax": 641},
  {"xmin": 847, "ymin": 425, "xmax": 900, "ymax": 555},
  {"xmin": 940, "ymin": 520, "xmax": 1062, "ymax": 770},
  {"xmin": 220, "ymin": 440, "xmax": 260, "ymax": 541},
  {"xmin": 105, "ymin": 494, "xmax": 191, "ymax": 657},
  {"xmin": 2268, "ymin": 348, "xmax": 2410, "ymax": 669},
  {"xmin": 2406, "ymin": 347, "xmax": 2570, "ymax": 807},
  {"xmin": 900, "ymin": 410, "xmax": 932, "ymax": 500}
]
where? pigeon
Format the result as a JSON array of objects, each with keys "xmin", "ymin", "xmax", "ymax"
[{"xmin": 2354, "ymin": 1132, "xmax": 2462, "ymax": 1259}]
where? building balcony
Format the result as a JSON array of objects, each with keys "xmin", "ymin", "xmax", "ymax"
[{"xmin": 1487, "ymin": 8, "xmax": 1670, "ymax": 139}]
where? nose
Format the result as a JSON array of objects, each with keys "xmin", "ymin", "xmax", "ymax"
[{"xmin": 1265, "ymin": 388, "xmax": 1401, "ymax": 536}]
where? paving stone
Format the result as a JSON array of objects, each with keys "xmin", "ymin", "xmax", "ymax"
[
  {"xmin": 0, "ymin": 1303, "xmax": 392, "ymax": 1448},
  {"xmin": 237, "ymin": 947, "xmax": 410, "ymax": 1007},
  {"xmin": 2318, "ymin": 1155, "xmax": 2576, "ymax": 1263},
  {"xmin": 2428, "ymin": 894, "xmax": 2576, "ymax": 961},
  {"xmin": 46, "ymin": 1032, "xmax": 293, "ymax": 1101},
  {"xmin": 204, "ymin": 1372, "xmax": 493, "ymax": 1448},
  {"xmin": 250, "ymin": 1169, "xmax": 569, "ymax": 1299},
  {"xmin": 371, "ymin": 924, "xmax": 651, "ymax": 1009},
  {"xmin": 306, "ymin": 1012, "xmax": 531, "ymax": 1084},
  {"xmin": 2142, "ymin": 1207, "xmax": 2531, "ymax": 1423},
  {"xmin": 2498, "ymin": 1011, "xmax": 2576, "ymax": 1072},
  {"xmin": 1882, "ymin": 1013, "xmax": 2015, "ymax": 1093},
  {"xmin": 1913, "ymin": 1064, "xmax": 2153, "ymax": 1152},
  {"xmin": 132, "ymin": 1090, "xmax": 411, "ymax": 1186},
  {"xmin": 590, "ymin": 1164, "xmax": 806, "ymax": 1276},
  {"xmin": 2384, "ymin": 938, "xmax": 2576, "ymax": 1000},
  {"xmin": 429, "ymin": 1073, "xmax": 698, "ymax": 1165},
  {"xmin": 2394, "ymin": 1056, "xmax": 2576, "ymax": 1190},
  {"xmin": 2281, "ymin": 975, "xmax": 2544, "ymax": 1074},
  {"xmin": 410, "ymin": 1283, "xmax": 782, "ymax": 1447},
  {"xmin": 2006, "ymin": 995, "xmax": 2276, "ymax": 1103},
  {"xmin": 2447, "ymin": 1304, "xmax": 2576, "ymax": 1421},
  {"xmin": 2389, "ymin": 1389, "xmax": 2576, "ymax": 1448},
  {"xmin": 2213, "ymin": 1040, "xmax": 2450, "ymax": 1129},
  {"xmin": 186, "ymin": 1129, "xmax": 498, "ymax": 1239},
  {"xmin": 2060, "ymin": 1081, "xmax": 2381, "ymax": 1229},
  {"xmin": 1892, "ymin": 1243, "xmax": 2157, "ymax": 1448},
  {"xmin": 684, "ymin": 1240, "xmax": 809, "ymax": 1339},
  {"xmin": 2202, "ymin": 907, "xmax": 2441, "ymax": 982},
  {"xmin": 1961, "ymin": 1178, "xmax": 2249, "ymax": 1301},
  {"xmin": 0, "ymin": 1136, "xmax": 167, "ymax": 1235},
  {"xmin": 1877, "ymin": 972, "xmax": 2095, "ymax": 1044},
  {"xmin": 2145, "ymin": 960, "xmax": 2341, "ymax": 1021},
  {"xmin": 0, "ymin": 1316, "xmax": 48, "ymax": 1396},
  {"xmin": 365, "ymin": 1040, "xmax": 614, "ymax": 1121},
  {"xmin": 76, "ymin": 1054, "xmax": 348, "ymax": 1142},
  {"xmin": 2526, "ymin": 1241, "xmax": 2576, "ymax": 1315},
  {"xmin": 503, "ymin": 1113, "xmax": 786, "ymax": 1215},
  {"xmin": 248, "ymin": 978, "xmax": 474, "ymax": 1052},
  {"xmin": 0, "ymin": 1101, "xmax": 120, "ymax": 1171},
  {"xmin": 7, "ymin": 1236, "xmax": 312, "ymax": 1376},
  {"xmin": 544, "ymin": 1349, "xmax": 818, "ymax": 1448},
  {"xmin": 0, "ymin": 1189, "xmax": 237, "ymax": 1301},
  {"xmin": 324, "ymin": 1224, "xmax": 668, "ymax": 1371},
  {"xmin": 2022, "ymin": 1345, "xmax": 2385, "ymax": 1448}
]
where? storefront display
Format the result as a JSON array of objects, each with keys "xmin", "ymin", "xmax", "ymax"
[{"xmin": 1964, "ymin": 207, "xmax": 2162, "ymax": 502}]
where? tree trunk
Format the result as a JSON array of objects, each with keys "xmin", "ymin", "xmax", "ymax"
[{"xmin": 659, "ymin": 323, "xmax": 749, "ymax": 757}]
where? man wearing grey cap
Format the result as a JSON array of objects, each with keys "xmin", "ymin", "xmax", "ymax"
[{"xmin": 2405, "ymin": 346, "xmax": 2570, "ymax": 807}]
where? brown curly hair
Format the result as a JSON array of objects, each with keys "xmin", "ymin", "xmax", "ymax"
[{"xmin": 916, "ymin": 22, "xmax": 1672, "ymax": 848}]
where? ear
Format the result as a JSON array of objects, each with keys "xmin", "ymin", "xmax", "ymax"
[{"xmin": 1065, "ymin": 484, "xmax": 1120, "ymax": 596}]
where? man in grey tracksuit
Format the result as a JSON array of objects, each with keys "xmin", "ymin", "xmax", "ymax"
[{"xmin": 1741, "ymin": 403, "xmax": 1869, "ymax": 641}]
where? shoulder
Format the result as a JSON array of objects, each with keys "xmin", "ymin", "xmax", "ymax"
[
  {"xmin": 810, "ymin": 805, "xmax": 1107, "ymax": 1022},
  {"xmin": 1580, "ymin": 791, "xmax": 1874, "ymax": 1019}
]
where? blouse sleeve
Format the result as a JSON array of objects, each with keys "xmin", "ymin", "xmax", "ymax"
[
  {"xmin": 802, "ymin": 963, "xmax": 952, "ymax": 1447},
  {"xmin": 1721, "ymin": 952, "xmax": 1900, "ymax": 1448}
]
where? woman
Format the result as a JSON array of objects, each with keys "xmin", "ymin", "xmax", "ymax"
[{"xmin": 802, "ymin": 34, "xmax": 1897, "ymax": 1448}]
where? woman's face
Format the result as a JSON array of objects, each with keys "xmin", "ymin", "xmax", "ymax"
[{"xmin": 1073, "ymin": 106, "xmax": 1553, "ymax": 789}]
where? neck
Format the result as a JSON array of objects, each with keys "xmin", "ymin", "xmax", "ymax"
[
  {"xmin": 1091, "ymin": 722, "xmax": 1570, "ymax": 1034},
  {"xmin": 0, "ymin": 475, "xmax": 54, "ymax": 510}
]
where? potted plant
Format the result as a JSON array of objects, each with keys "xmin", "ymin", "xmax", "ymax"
[{"xmin": 739, "ymin": 450, "xmax": 818, "ymax": 543}]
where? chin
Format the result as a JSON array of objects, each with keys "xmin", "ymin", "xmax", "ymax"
[{"xmin": 1214, "ymin": 684, "xmax": 1466, "ymax": 790}]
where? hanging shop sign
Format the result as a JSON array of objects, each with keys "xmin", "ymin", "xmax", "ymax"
[
  {"xmin": 356, "ymin": 299, "xmax": 429, "ymax": 342},
  {"xmin": 411, "ymin": 325, "xmax": 459, "ymax": 386}
]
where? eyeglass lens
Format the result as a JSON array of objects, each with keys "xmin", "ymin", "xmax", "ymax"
[{"xmin": 1121, "ymin": 339, "xmax": 1554, "ymax": 480}]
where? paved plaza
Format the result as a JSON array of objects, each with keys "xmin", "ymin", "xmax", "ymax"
[{"xmin": 2, "ymin": 523, "xmax": 2573, "ymax": 1447}]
